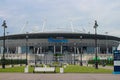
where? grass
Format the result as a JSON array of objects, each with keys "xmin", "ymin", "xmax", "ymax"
[
  {"xmin": 29, "ymin": 66, "xmax": 34, "ymax": 73},
  {"xmin": 0, "ymin": 66, "xmax": 34, "ymax": 73},
  {"xmin": 0, "ymin": 65, "xmax": 113, "ymax": 73},
  {"xmin": 0, "ymin": 66, "xmax": 25, "ymax": 73},
  {"xmin": 64, "ymin": 65, "xmax": 113, "ymax": 73}
]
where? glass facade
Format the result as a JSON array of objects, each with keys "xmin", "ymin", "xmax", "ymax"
[{"xmin": 0, "ymin": 32, "xmax": 119, "ymax": 65}]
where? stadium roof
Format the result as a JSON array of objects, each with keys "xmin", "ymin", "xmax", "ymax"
[{"xmin": 0, "ymin": 32, "xmax": 120, "ymax": 41}]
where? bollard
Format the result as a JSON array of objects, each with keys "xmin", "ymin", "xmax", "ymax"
[
  {"xmin": 24, "ymin": 65, "xmax": 29, "ymax": 73},
  {"xmin": 60, "ymin": 68, "xmax": 64, "ymax": 73}
]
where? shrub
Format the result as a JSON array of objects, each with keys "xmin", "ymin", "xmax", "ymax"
[
  {"xmin": 0, "ymin": 59, "xmax": 26, "ymax": 65},
  {"xmin": 88, "ymin": 59, "xmax": 113, "ymax": 65}
]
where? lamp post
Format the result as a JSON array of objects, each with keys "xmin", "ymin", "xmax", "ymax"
[
  {"xmin": 93, "ymin": 20, "xmax": 98, "ymax": 69},
  {"xmin": 80, "ymin": 36, "xmax": 83, "ymax": 66},
  {"xmin": 70, "ymin": 47, "xmax": 73, "ymax": 64},
  {"xmin": 25, "ymin": 32, "xmax": 28, "ymax": 66},
  {"xmin": 105, "ymin": 32, "xmax": 108, "ymax": 54},
  {"xmin": 1, "ymin": 20, "xmax": 7, "ymax": 69},
  {"xmin": 6, "ymin": 32, "xmax": 9, "ymax": 54},
  {"xmin": 74, "ymin": 43, "xmax": 76, "ymax": 65},
  {"xmin": 34, "ymin": 47, "xmax": 37, "ymax": 66}
]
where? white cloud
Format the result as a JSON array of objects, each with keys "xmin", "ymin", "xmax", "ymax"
[{"xmin": 0, "ymin": 0, "xmax": 120, "ymax": 37}]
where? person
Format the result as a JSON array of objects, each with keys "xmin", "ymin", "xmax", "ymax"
[{"xmin": 102, "ymin": 61, "xmax": 106, "ymax": 67}]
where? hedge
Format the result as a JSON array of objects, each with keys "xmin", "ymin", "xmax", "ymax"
[
  {"xmin": 88, "ymin": 59, "xmax": 113, "ymax": 65},
  {"xmin": 0, "ymin": 59, "xmax": 26, "ymax": 65}
]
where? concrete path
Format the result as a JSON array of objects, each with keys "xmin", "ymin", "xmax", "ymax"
[
  {"xmin": 98, "ymin": 65, "xmax": 113, "ymax": 70},
  {"xmin": 88, "ymin": 64, "xmax": 113, "ymax": 70},
  {"xmin": 0, "ymin": 73, "xmax": 119, "ymax": 80}
]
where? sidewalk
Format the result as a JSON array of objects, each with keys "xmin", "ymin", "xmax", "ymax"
[
  {"xmin": 98, "ymin": 65, "xmax": 113, "ymax": 70},
  {"xmin": 0, "ymin": 73, "xmax": 119, "ymax": 80},
  {"xmin": 88, "ymin": 64, "xmax": 113, "ymax": 70}
]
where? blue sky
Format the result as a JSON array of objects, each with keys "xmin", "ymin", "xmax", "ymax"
[{"xmin": 0, "ymin": 0, "xmax": 120, "ymax": 37}]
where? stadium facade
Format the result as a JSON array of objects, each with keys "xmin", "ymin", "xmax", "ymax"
[{"xmin": 0, "ymin": 32, "xmax": 120, "ymax": 65}]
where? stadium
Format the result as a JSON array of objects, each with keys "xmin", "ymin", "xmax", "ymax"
[{"xmin": 0, "ymin": 32, "xmax": 120, "ymax": 65}]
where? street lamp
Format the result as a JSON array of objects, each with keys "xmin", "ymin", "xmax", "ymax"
[
  {"xmin": 74, "ymin": 43, "xmax": 76, "ymax": 65},
  {"xmin": 1, "ymin": 20, "xmax": 7, "ymax": 69},
  {"xmin": 80, "ymin": 36, "xmax": 83, "ymax": 66},
  {"xmin": 26, "ymin": 32, "xmax": 28, "ymax": 66},
  {"xmin": 6, "ymin": 32, "xmax": 9, "ymax": 54},
  {"xmin": 105, "ymin": 32, "xmax": 108, "ymax": 54},
  {"xmin": 34, "ymin": 47, "xmax": 37, "ymax": 66},
  {"xmin": 93, "ymin": 20, "xmax": 98, "ymax": 69}
]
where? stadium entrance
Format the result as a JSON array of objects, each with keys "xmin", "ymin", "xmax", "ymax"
[{"xmin": 33, "ymin": 43, "xmax": 78, "ymax": 65}]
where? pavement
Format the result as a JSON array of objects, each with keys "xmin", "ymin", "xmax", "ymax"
[
  {"xmin": 0, "ymin": 73, "xmax": 120, "ymax": 80},
  {"xmin": 98, "ymin": 65, "xmax": 113, "ymax": 70},
  {"xmin": 88, "ymin": 64, "xmax": 113, "ymax": 70}
]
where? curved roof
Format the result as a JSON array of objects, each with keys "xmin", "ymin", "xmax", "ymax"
[{"xmin": 0, "ymin": 32, "xmax": 120, "ymax": 41}]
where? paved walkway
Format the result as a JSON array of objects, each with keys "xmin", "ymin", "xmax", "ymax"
[
  {"xmin": 98, "ymin": 65, "xmax": 113, "ymax": 70},
  {"xmin": 0, "ymin": 73, "xmax": 119, "ymax": 80},
  {"xmin": 88, "ymin": 64, "xmax": 113, "ymax": 70}
]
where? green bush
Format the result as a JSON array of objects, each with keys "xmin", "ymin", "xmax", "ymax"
[
  {"xmin": 0, "ymin": 59, "xmax": 26, "ymax": 65},
  {"xmin": 88, "ymin": 59, "xmax": 113, "ymax": 65}
]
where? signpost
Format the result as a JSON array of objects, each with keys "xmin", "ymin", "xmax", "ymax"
[{"xmin": 113, "ymin": 50, "xmax": 120, "ymax": 74}]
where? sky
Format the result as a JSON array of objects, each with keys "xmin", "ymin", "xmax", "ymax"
[{"xmin": 0, "ymin": 0, "xmax": 120, "ymax": 37}]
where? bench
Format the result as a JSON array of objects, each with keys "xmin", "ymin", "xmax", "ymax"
[{"xmin": 33, "ymin": 67, "xmax": 55, "ymax": 73}]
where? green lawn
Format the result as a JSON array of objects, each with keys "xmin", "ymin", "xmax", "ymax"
[
  {"xmin": 64, "ymin": 65, "xmax": 113, "ymax": 73},
  {"xmin": 0, "ymin": 65, "xmax": 113, "ymax": 73},
  {"xmin": 29, "ymin": 66, "xmax": 34, "ymax": 73},
  {"xmin": 0, "ymin": 66, "xmax": 25, "ymax": 73}
]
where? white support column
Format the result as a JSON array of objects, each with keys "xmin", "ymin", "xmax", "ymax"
[
  {"xmin": 99, "ymin": 47, "xmax": 100, "ymax": 54},
  {"xmin": 74, "ymin": 47, "xmax": 76, "ymax": 54},
  {"xmin": 97, "ymin": 47, "xmax": 100, "ymax": 54},
  {"xmin": 113, "ymin": 47, "xmax": 117, "ymax": 53},
  {"xmin": 99, "ymin": 47, "xmax": 101, "ymax": 54},
  {"xmin": 16, "ymin": 47, "xmax": 18, "ymax": 54},
  {"xmin": 107, "ymin": 48, "xmax": 109, "ymax": 54},
  {"xmin": 40, "ymin": 46, "xmax": 42, "ymax": 54},
  {"xmin": 94, "ymin": 47, "xmax": 98, "ymax": 54},
  {"xmin": 117, "ymin": 44, "xmax": 120, "ymax": 50},
  {"xmin": 96, "ymin": 47, "xmax": 101, "ymax": 54},
  {"xmin": 74, "ymin": 46, "xmax": 76, "ymax": 65},
  {"xmin": 54, "ymin": 45, "xmax": 56, "ymax": 54},
  {"xmin": 61, "ymin": 45, "xmax": 62, "ymax": 54},
  {"xmin": 6, "ymin": 47, "xmax": 9, "ymax": 54},
  {"xmin": 77, "ymin": 48, "xmax": 79, "ymax": 54},
  {"xmin": 34, "ymin": 47, "xmax": 36, "ymax": 54},
  {"xmin": 37, "ymin": 48, "xmax": 39, "ymax": 54},
  {"xmin": 96, "ymin": 47, "xmax": 98, "ymax": 54},
  {"xmin": 18, "ymin": 46, "xmax": 21, "ymax": 54},
  {"xmin": 1, "ymin": 47, "xmax": 3, "ymax": 54}
]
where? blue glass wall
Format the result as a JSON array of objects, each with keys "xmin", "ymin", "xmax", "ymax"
[
  {"xmin": 86, "ymin": 47, "xmax": 95, "ymax": 54},
  {"xmin": 21, "ymin": 46, "xmax": 29, "ymax": 54}
]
